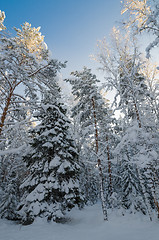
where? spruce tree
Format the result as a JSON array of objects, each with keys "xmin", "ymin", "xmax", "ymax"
[
  {"xmin": 114, "ymin": 123, "xmax": 158, "ymax": 219},
  {"xmin": 19, "ymin": 94, "xmax": 83, "ymax": 224}
]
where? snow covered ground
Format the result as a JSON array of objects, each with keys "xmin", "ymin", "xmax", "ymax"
[{"xmin": 1, "ymin": 204, "xmax": 159, "ymax": 240}]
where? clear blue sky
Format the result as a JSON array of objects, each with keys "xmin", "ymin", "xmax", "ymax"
[{"xmin": 1, "ymin": 0, "xmax": 122, "ymax": 79}]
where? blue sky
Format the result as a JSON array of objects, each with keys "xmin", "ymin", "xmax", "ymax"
[{"xmin": 1, "ymin": 0, "xmax": 122, "ymax": 78}]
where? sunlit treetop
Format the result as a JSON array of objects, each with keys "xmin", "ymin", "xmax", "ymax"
[
  {"xmin": 95, "ymin": 26, "xmax": 132, "ymax": 65},
  {"xmin": 0, "ymin": 10, "xmax": 6, "ymax": 31},
  {"xmin": 14, "ymin": 22, "xmax": 48, "ymax": 61},
  {"xmin": 121, "ymin": 0, "xmax": 151, "ymax": 29}
]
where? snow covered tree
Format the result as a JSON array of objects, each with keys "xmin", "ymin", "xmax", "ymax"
[
  {"xmin": 0, "ymin": 17, "xmax": 66, "ymax": 140},
  {"xmin": 96, "ymin": 28, "xmax": 150, "ymax": 127},
  {"xmin": 19, "ymin": 93, "xmax": 83, "ymax": 224},
  {"xmin": 14, "ymin": 22, "xmax": 47, "ymax": 61},
  {"xmin": 114, "ymin": 123, "xmax": 157, "ymax": 218},
  {"xmin": 0, "ymin": 34, "xmax": 64, "ymax": 137},
  {"xmin": 70, "ymin": 112, "xmax": 100, "ymax": 205},
  {"xmin": 0, "ymin": 119, "xmax": 29, "ymax": 220},
  {"xmin": 0, "ymin": 10, "xmax": 6, "ymax": 31},
  {"xmin": 139, "ymin": 60, "xmax": 159, "ymax": 124},
  {"xmin": 0, "ymin": 153, "xmax": 24, "ymax": 220},
  {"xmin": 0, "ymin": 15, "xmax": 66, "ymax": 221},
  {"xmin": 65, "ymin": 67, "xmax": 114, "ymax": 220},
  {"xmin": 121, "ymin": 0, "xmax": 159, "ymax": 59},
  {"xmin": 95, "ymin": 27, "xmax": 159, "ymax": 218}
]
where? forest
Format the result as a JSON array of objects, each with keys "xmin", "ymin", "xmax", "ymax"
[{"xmin": 0, "ymin": 0, "xmax": 159, "ymax": 226}]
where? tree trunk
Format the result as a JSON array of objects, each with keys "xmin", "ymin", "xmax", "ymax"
[
  {"xmin": 106, "ymin": 135, "xmax": 112, "ymax": 196},
  {"xmin": 92, "ymin": 97, "xmax": 108, "ymax": 221},
  {"xmin": 133, "ymin": 101, "xmax": 141, "ymax": 128},
  {"xmin": 0, "ymin": 89, "xmax": 13, "ymax": 136}
]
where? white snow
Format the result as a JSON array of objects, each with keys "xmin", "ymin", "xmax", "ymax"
[
  {"xmin": 0, "ymin": 203, "xmax": 159, "ymax": 240},
  {"xmin": 49, "ymin": 156, "xmax": 61, "ymax": 168},
  {"xmin": 42, "ymin": 142, "xmax": 53, "ymax": 148}
]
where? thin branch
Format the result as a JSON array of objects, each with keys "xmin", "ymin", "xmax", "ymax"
[
  {"xmin": 0, "ymin": 70, "xmax": 12, "ymax": 89},
  {"xmin": 28, "ymin": 63, "xmax": 50, "ymax": 78},
  {"xmin": 12, "ymin": 93, "xmax": 27, "ymax": 102}
]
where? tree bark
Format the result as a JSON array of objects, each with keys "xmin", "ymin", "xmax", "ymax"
[
  {"xmin": 0, "ymin": 88, "xmax": 13, "ymax": 136},
  {"xmin": 92, "ymin": 97, "xmax": 108, "ymax": 221},
  {"xmin": 106, "ymin": 135, "xmax": 112, "ymax": 196},
  {"xmin": 0, "ymin": 62, "xmax": 50, "ymax": 137},
  {"xmin": 133, "ymin": 101, "xmax": 141, "ymax": 128}
]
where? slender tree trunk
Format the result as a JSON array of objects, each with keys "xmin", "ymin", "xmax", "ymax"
[
  {"xmin": 98, "ymin": 159, "xmax": 108, "ymax": 221},
  {"xmin": 133, "ymin": 101, "xmax": 141, "ymax": 128},
  {"xmin": 92, "ymin": 97, "xmax": 108, "ymax": 221},
  {"xmin": 129, "ymin": 88, "xmax": 141, "ymax": 128},
  {"xmin": 154, "ymin": 198, "xmax": 159, "ymax": 219},
  {"xmin": 106, "ymin": 135, "xmax": 112, "ymax": 196},
  {"xmin": 0, "ymin": 63, "xmax": 50, "ymax": 137},
  {"xmin": 0, "ymin": 88, "xmax": 13, "ymax": 136}
]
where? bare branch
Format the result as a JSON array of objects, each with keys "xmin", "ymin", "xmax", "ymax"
[{"xmin": 12, "ymin": 93, "xmax": 27, "ymax": 102}]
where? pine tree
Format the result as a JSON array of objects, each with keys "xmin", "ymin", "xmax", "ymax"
[
  {"xmin": 0, "ymin": 18, "xmax": 66, "ymax": 221},
  {"xmin": 66, "ymin": 67, "xmax": 114, "ymax": 220}
]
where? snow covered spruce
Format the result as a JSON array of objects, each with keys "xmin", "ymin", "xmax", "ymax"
[{"xmin": 18, "ymin": 95, "xmax": 83, "ymax": 224}]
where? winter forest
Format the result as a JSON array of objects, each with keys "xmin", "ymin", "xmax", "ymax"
[{"xmin": 1, "ymin": 0, "xmax": 159, "ymax": 233}]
